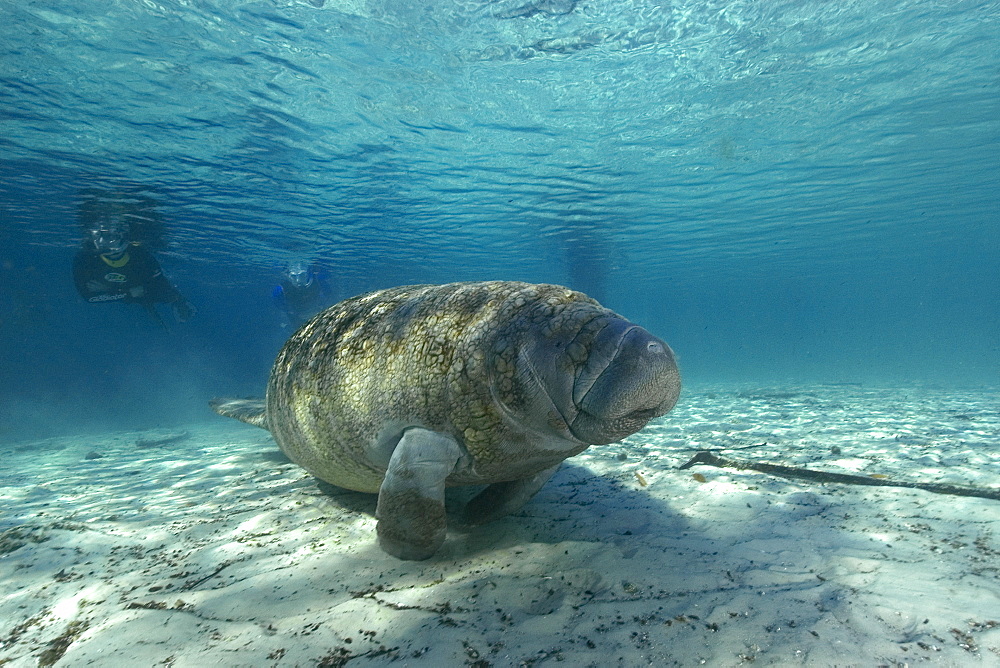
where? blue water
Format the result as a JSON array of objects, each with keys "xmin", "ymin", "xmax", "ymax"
[{"xmin": 1, "ymin": 0, "xmax": 997, "ymax": 439}]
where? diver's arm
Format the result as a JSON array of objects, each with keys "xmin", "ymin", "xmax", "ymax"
[
  {"xmin": 124, "ymin": 248, "xmax": 195, "ymax": 321},
  {"xmin": 125, "ymin": 248, "xmax": 182, "ymax": 304},
  {"xmin": 141, "ymin": 267, "xmax": 195, "ymax": 321},
  {"xmin": 271, "ymin": 284, "xmax": 297, "ymax": 327},
  {"xmin": 72, "ymin": 253, "xmax": 92, "ymax": 298},
  {"xmin": 141, "ymin": 269, "xmax": 184, "ymax": 304},
  {"xmin": 271, "ymin": 284, "xmax": 286, "ymax": 307}
]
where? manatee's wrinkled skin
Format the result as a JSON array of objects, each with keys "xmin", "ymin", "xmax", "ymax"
[{"xmin": 212, "ymin": 281, "xmax": 680, "ymax": 560}]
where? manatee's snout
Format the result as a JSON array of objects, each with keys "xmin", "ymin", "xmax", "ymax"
[{"xmin": 570, "ymin": 319, "xmax": 680, "ymax": 444}]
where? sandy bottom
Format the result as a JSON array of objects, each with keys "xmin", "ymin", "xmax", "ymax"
[{"xmin": 2, "ymin": 384, "xmax": 1000, "ymax": 667}]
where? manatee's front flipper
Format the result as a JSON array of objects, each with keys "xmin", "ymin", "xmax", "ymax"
[
  {"xmin": 461, "ymin": 464, "xmax": 560, "ymax": 526},
  {"xmin": 375, "ymin": 428, "xmax": 463, "ymax": 560},
  {"xmin": 209, "ymin": 398, "xmax": 268, "ymax": 429}
]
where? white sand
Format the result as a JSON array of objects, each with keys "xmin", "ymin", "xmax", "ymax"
[{"xmin": 2, "ymin": 384, "xmax": 999, "ymax": 666}]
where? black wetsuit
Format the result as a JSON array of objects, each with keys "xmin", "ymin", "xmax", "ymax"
[{"xmin": 73, "ymin": 244, "xmax": 183, "ymax": 307}]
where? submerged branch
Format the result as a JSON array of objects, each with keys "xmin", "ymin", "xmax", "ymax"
[{"xmin": 678, "ymin": 451, "xmax": 1000, "ymax": 501}]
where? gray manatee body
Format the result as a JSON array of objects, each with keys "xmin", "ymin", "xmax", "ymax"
[{"xmin": 212, "ymin": 281, "xmax": 681, "ymax": 560}]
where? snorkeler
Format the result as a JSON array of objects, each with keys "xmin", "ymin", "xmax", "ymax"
[
  {"xmin": 272, "ymin": 260, "xmax": 333, "ymax": 328},
  {"xmin": 73, "ymin": 217, "xmax": 196, "ymax": 327}
]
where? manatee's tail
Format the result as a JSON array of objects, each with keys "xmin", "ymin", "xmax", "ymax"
[{"xmin": 210, "ymin": 398, "xmax": 269, "ymax": 429}]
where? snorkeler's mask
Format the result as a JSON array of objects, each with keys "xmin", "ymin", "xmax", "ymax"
[
  {"xmin": 88, "ymin": 220, "xmax": 129, "ymax": 257},
  {"xmin": 286, "ymin": 261, "xmax": 313, "ymax": 288}
]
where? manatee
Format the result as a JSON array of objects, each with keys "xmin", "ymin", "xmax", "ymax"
[{"xmin": 211, "ymin": 281, "xmax": 680, "ymax": 560}]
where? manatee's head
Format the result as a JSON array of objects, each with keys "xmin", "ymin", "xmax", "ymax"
[
  {"xmin": 565, "ymin": 315, "xmax": 680, "ymax": 444},
  {"xmin": 503, "ymin": 297, "xmax": 681, "ymax": 446}
]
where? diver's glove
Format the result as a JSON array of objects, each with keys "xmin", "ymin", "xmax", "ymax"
[{"xmin": 173, "ymin": 299, "xmax": 196, "ymax": 323}]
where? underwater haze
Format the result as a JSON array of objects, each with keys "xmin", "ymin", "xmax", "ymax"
[
  {"xmin": 5, "ymin": 3, "xmax": 1000, "ymax": 666},
  {"xmin": 1, "ymin": 0, "xmax": 998, "ymax": 439}
]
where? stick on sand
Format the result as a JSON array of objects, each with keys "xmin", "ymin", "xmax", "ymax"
[{"xmin": 678, "ymin": 450, "xmax": 1000, "ymax": 501}]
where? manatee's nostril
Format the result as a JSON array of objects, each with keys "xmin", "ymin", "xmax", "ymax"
[{"xmin": 647, "ymin": 341, "xmax": 663, "ymax": 353}]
